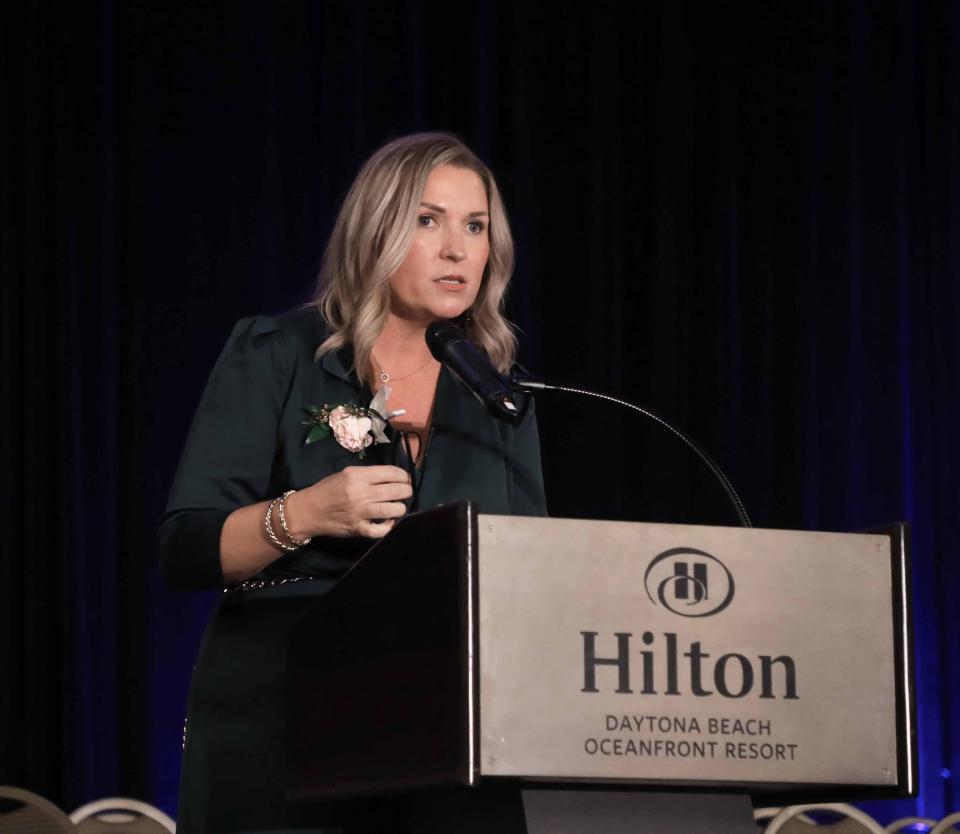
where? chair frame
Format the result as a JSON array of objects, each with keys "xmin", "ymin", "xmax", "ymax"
[
  {"xmin": 69, "ymin": 797, "xmax": 175, "ymax": 833},
  {"xmin": 0, "ymin": 785, "xmax": 76, "ymax": 832},
  {"xmin": 764, "ymin": 803, "xmax": 888, "ymax": 834},
  {"xmin": 885, "ymin": 816, "xmax": 937, "ymax": 832},
  {"xmin": 931, "ymin": 812, "xmax": 960, "ymax": 834}
]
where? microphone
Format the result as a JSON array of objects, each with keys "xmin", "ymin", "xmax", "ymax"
[{"xmin": 425, "ymin": 321, "xmax": 520, "ymax": 422}]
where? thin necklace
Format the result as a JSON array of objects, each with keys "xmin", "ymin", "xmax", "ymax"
[{"xmin": 371, "ymin": 350, "xmax": 434, "ymax": 384}]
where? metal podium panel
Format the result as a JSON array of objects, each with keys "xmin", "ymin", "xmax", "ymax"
[{"xmin": 477, "ymin": 515, "xmax": 904, "ymax": 788}]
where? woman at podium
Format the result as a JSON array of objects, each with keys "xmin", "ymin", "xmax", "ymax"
[{"xmin": 159, "ymin": 133, "xmax": 546, "ymax": 833}]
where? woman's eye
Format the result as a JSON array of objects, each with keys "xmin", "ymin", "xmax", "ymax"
[
  {"xmin": 417, "ymin": 214, "xmax": 436, "ymax": 228},
  {"xmin": 467, "ymin": 220, "xmax": 486, "ymax": 234}
]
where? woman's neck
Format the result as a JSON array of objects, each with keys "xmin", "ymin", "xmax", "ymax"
[{"xmin": 372, "ymin": 314, "xmax": 435, "ymax": 371}]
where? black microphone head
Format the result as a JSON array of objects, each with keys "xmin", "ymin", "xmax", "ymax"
[
  {"xmin": 425, "ymin": 319, "xmax": 466, "ymax": 361},
  {"xmin": 424, "ymin": 319, "xmax": 520, "ymax": 423}
]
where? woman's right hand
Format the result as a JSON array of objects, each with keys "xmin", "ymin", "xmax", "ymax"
[{"xmin": 284, "ymin": 465, "xmax": 414, "ymax": 540}]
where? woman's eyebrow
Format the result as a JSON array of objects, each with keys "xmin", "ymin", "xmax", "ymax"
[{"xmin": 420, "ymin": 201, "xmax": 489, "ymax": 218}]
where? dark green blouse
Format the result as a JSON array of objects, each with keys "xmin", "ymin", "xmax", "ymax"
[
  {"xmin": 159, "ymin": 306, "xmax": 547, "ymax": 588},
  {"xmin": 160, "ymin": 309, "xmax": 546, "ymax": 832},
  {"xmin": 159, "ymin": 310, "xmax": 546, "ymax": 834}
]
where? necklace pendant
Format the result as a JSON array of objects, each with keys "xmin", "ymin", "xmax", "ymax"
[{"xmin": 379, "ymin": 372, "xmax": 390, "ymax": 384}]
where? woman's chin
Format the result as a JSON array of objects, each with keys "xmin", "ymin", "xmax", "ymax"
[
  {"xmin": 408, "ymin": 301, "xmax": 473, "ymax": 325},
  {"xmin": 438, "ymin": 293, "xmax": 478, "ymax": 319}
]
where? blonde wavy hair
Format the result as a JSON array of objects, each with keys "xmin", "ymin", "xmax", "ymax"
[{"xmin": 312, "ymin": 133, "xmax": 518, "ymax": 374}]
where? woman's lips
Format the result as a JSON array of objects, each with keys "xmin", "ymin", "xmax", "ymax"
[{"xmin": 435, "ymin": 275, "xmax": 467, "ymax": 291}]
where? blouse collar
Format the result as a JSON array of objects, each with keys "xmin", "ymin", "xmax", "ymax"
[{"xmin": 319, "ymin": 345, "xmax": 362, "ymax": 388}]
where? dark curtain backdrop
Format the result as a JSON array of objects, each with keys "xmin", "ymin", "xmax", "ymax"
[{"xmin": 3, "ymin": 0, "xmax": 959, "ymax": 823}]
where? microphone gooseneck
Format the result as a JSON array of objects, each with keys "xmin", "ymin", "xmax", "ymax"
[
  {"xmin": 424, "ymin": 322, "xmax": 749, "ymax": 527},
  {"xmin": 513, "ymin": 379, "xmax": 753, "ymax": 528},
  {"xmin": 425, "ymin": 321, "xmax": 520, "ymax": 422}
]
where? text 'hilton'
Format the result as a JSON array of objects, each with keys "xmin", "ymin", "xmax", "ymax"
[{"xmin": 581, "ymin": 631, "xmax": 799, "ymax": 700}]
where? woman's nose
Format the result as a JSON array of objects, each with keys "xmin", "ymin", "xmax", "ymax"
[{"xmin": 440, "ymin": 229, "xmax": 466, "ymax": 261}]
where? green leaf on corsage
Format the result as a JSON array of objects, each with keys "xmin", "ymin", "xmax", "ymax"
[{"xmin": 305, "ymin": 423, "xmax": 330, "ymax": 445}]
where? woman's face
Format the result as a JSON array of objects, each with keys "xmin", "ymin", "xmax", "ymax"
[{"xmin": 387, "ymin": 164, "xmax": 489, "ymax": 326}]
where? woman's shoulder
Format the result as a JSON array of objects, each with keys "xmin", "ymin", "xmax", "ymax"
[
  {"xmin": 227, "ymin": 307, "xmax": 329, "ymax": 356},
  {"xmin": 208, "ymin": 308, "xmax": 333, "ymax": 395},
  {"xmin": 275, "ymin": 305, "xmax": 331, "ymax": 351}
]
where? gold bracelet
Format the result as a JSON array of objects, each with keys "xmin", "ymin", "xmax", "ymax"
[
  {"xmin": 265, "ymin": 496, "xmax": 297, "ymax": 552},
  {"xmin": 278, "ymin": 489, "xmax": 312, "ymax": 548}
]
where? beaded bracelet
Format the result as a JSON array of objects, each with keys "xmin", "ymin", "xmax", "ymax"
[
  {"xmin": 278, "ymin": 489, "xmax": 312, "ymax": 547},
  {"xmin": 264, "ymin": 496, "xmax": 298, "ymax": 552}
]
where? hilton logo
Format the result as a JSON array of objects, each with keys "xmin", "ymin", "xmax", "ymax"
[{"xmin": 644, "ymin": 548, "xmax": 735, "ymax": 617}]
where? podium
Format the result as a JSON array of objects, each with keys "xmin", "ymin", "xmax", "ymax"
[{"xmin": 287, "ymin": 503, "xmax": 915, "ymax": 832}]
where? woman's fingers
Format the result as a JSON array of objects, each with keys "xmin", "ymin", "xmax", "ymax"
[
  {"xmin": 376, "ymin": 481, "xmax": 414, "ymax": 501},
  {"xmin": 297, "ymin": 464, "xmax": 415, "ymax": 539},
  {"xmin": 346, "ymin": 465, "xmax": 411, "ymax": 485},
  {"xmin": 340, "ymin": 467, "xmax": 413, "ymax": 507},
  {"xmin": 358, "ymin": 518, "xmax": 396, "ymax": 538},
  {"xmin": 365, "ymin": 500, "xmax": 408, "ymax": 520}
]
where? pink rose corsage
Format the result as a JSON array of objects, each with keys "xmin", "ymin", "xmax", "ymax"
[{"xmin": 303, "ymin": 387, "xmax": 405, "ymax": 460}]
